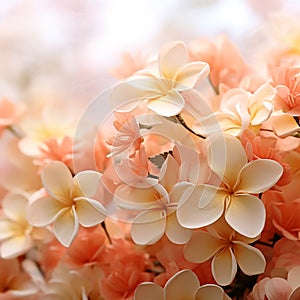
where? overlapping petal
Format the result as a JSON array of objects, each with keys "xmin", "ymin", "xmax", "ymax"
[
  {"xmin": 146, "ymin": 89, "xmax": 184, "ymax": 117},
  {"xmin": 184, "ymin": 230, "xmax": 224, "ymax": 263},
  {"xmin": 195, "ymin": 285, "xmax": 231, "ymax": 300},
  {"xmin": 42, "ymin": 161, "xmax": 72, "ymax": 203},
  {"xmin": 72, "ymin": 171, "xmax": 101, "ymax": 198},
  {"xmin": 0, "ymin": 235, "xmax": 32, "ymax": 259},
  {"xmin": 225, "ymin": 194, "xmax": 266, "ymax": 238},
  {"xmin": 164, "ymin": 269, "xmax": 200, "ymax": 300},
  {"xmin": 235, "ymin": 159, "xmax": 283, "ymax": 194},
  {"xmin": 131, "ymin": 210, "xmax": 166, "ymax": 245},
  {"xmin": 27, "ymin": 197, "xmax": 66, "ymax": 227},
  {"xmin": 53, "ymin": 206, "xmax": 79, "ymax": 247},
  {"xmin": 134, "ymin": 283, "xmax": 163, "ymax": 300},
  {"xmin": 74, "ymin": 197, "xmax": 106, "ymax": 227},
  {"xmin": 177, "ymin": 185, "xmax": 226, "ymax": 229},
  {"xmin": 234, "ymin": 241, "xmax": 266, "ymax": 275},
  {"xmin": 165, "ymin": 211, "xmax": 192, "ymax": 244},
  {"xmin": 208, "ymin": 134, "xmax": 247, "ymax": 187},
  {"xmin": 2, "ymin": 194, "xmax": 28, "ymax": 223},
  {"xmin": 212, "ymin": 248, "xmax": 237, "ymax": 286}
]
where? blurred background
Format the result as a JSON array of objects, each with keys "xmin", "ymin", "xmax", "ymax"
[{"xmin": 0, "ymin": 0, "xmax": 299, "ymax": 106}]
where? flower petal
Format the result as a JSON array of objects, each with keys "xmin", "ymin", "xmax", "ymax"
[
  {"xmin": 53, "ymin": 206, "xmax": 79, "ymax": 247},
  {"xmin": 0, "ymin": 220, "xmax": 19, "ymax": 240},
  {"xmin": 146, "ymin": 89, "xmax": 184, "ymax": 117},
  {"xmin": 159, "ymin": 41, "xmax": 189, "ymax": 79},
  {"xmin": 174, "ymin": 61, "xmax": 210, "ymax": 90},
  {"xmin": 177, "ymin": 185, "xmax": 226, "ymax": 229},
  {"xmin": 234, "ymin": 241, "xmax": 266, "ymax": 275},
  {"xmin": 212, "ymin": 248, "xmax": 237, "ymax": 286},
  {"xmin": 134, "ymin": 283, "xmax": 163, "ymax": 300},
  {"xmin": 0, "ymin": 235, "xmax": 32, "ymax": 259},
  {"xmin": 265, "ymin": 278, "xmax": 292, "ymax": 300},
  {"xmin": 42, "ymin": 161, "xmax": 72, "ymax": 203},
  {"xmin": 74, "ymin": 198, "xmax": 106, "ymax": 227},
  {"xmin": 208, "ymin": 134, "xmax": 247, "ymax": 188},
  {"xmin": 159, "ymin": 155, "xmax": 179, "ymax": 192},
  {"xmin": 184, "ymin": 230, "xmax": 224, "ymax": 263},
  {"xmin": 235, "ymin": 159, "xmax": 283, "ymax": 194},
  {"xmin": 27, "ymin": 197, "xmax": 66, "ymax": 227},
  {"xmin": 131, "ymin": 210, "xmax": 166, "ymax": 245},
  {"xmin": 164, "ymin": 269, "xmax": 200, "ymax": 299},
  {"xmin": 195, "ymin": 285, "xmax": 230, "ymax": 300},
  {"xmin": 165, "ymin": 211, "xmax": 192, "ymax": 244},
  {"xmin": 2, "ymin": 194, "xmax": 28, "ymax": 223},
  {"xmin": 225, "ymin": 195, "xmax": 266, "ymax": 238},
  {"xmin": 72, "ymin": 171, "xmax": 101, "ymax": 198}
]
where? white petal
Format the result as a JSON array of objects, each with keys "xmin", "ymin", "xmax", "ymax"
[
  {"xmin": 195, "ymin": 285, "xmax": 229, "ymax": 300},
  {"xmin": 165, "ymin": 211, "xmax": 192, "ymax": 244},
  {"xmin": 159, "ymin": 155, "xmax": 179, "ymax": 192},
  {"xmin": 2, "ymin": 194, "xmax": 28, "ymax": 223},
  {"xmin": 131, "ymin": 210, "xmax": 166, "ymax": 245},
  {"xmin": 164, "ymin": 269, "xmax": 200, "ymax": 299},
  {"xmin": 235, "ymin": 159, "xmax": 283, "ymax": 194},
  {"xmin": 27, "ymin": 197, "xmax": 66, "ymax": 227},
  {"xmin": 53, "ymin": 206, "xmax": 79, "ymax": 247},
  {"xmin": 174, "ymin": 61, "xmax": 210, "ymax": 90},
  {"xmin": 208, "ymin": 134, "xmax": 247, "ymax": 188},
  {"xmin": 0, "ymin": 235, "xmax": 32, "ymax": 259},
  {"xmin": 234, "ymin": 241, "xmax": 266, "ymax": 275},
  {"xmin": 42, "ymin": 161, "xmax": 72, "ymax": 203},
  {"xmin": 184, "ymin": 230, "xmax": 224, "ymax": 263},
  {"xmin": 0, "ymin": 220, "xmax": 19, "ymax": 240},
  {"xmin": 212, "ymin": 248, "xmax": 237, "ymax": 286},
  {"xmin": 134, "ymin": 283, "xmax": 163, "ymax": 300},
  {"xmin": 74, "ymin": 197, "xmax": 106, "ymax": 227},
  {"xmin": 177, "ymin": 185, "xmax": 226, "ymax": 229},
  {"xmin": 72, "ymin": 171, "xmax": 101, "ymax": 198},
  {"xmin": 159, "ymin": 41, "xmax": 188, "ymax": 79},
  {"xmin": 146, "ymin": 89, "xmax": 184, "ymax": 117},
  {"xmin": 225, "ymin": 195, "xmax": 266, "ymax": 238}
]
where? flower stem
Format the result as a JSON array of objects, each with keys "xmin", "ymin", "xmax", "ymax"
[{"xmin": 175, "ymin": 114, "xmax": 206, "ymax": 139}]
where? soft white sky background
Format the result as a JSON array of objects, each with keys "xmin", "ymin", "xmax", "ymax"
[{"xmin": 0, "ymin": 0, "xmax": 299, "ymax": 103}]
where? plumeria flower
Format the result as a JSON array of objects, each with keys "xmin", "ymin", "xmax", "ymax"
[
  {"xmin": 197, "ymin": 83, "xmax": 275, "ymax": 136},
  {"xmin": 110, "ymin": 41, "xmax": 209, "ymax": 117},
  {"xmin": 114, "ymin": 154, "xmax": 193, "ymax": 245},
  {"xmin": 0, "ymin": 193, "xmax": 51, "ymax": 259},
  {"xmin": 27, "ymin": 161, "xmax": 106, "ymax": 247},
  {"xmin": 184, "ymin": 216, "xmax": 266, "ymax": 286},
  {"xmin": 177, "ymin": 134, "xmax": 283, "ymax": 238},
  {"xmin": 134, "ymin": 269, "xmax": 231, "ymax": 300}
]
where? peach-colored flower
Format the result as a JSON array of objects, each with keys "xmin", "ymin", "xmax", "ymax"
[
  {"xmin": 0, "ymin": 98, "xmax": 24, "ymax": 137},
  {"xmin": 213, "ymin": 83, "xmax": 275, "ymax": 136},
  {"xmin": 114, "ymin": 154, "xmax": 193, "ymax": 245},
  {"xmin": 27, "ymin": 161, "xmax": 106, "ymax": 247},
  {"xmin": 34, "ymin": 136, "xmax": 73, "ymax": 173},
  {"xmin": 271, "ymin": 63, "xmax": 300, "ymax": 116},
  {"xmin": 100, "ymin": 238, "xmax": 152, "ymax": 300},
  {"xmin": 248, "ymin": 266, "xmax": 300, "ymax": 300},
  {"xmin": 0, "ymin": 258, "xmax": 37, "ymax": 299},
  {"xmin": 0, "ymin": 193, "xmax": 51, "ymax": 259},
  {"xmin": 177, "ymin": 134, "xmax": 283, "ymax": 238},
  {"xmin": 111, "ymin": 41, "xmax": 209, "ymax": 117},
  {"xmin": 134, "ymin": 269, "xmax": 231, "ymax": 300},
  {"xmin": 184, "ymin": 217, "xmax": 265, "ymax": 286},
  {"xmin": 189, "ymin": 36, "xmax": 250, "ymax": 91}
]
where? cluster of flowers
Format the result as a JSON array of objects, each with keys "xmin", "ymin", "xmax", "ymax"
[{"xmin": 1, "ymin": 25, "xmax": 300, "ymax": 300}]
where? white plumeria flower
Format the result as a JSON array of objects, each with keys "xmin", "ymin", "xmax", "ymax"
[
  {"xmin": 115, "ymin": 155, "xmax": 193, "ymax": 245},
  {"xmin": 0, "ymin": 193, "xmax": 51, "ymax": 259},
  {"xmin": 177, "ymin": 134, "xmax": 283, "ymax": 238},
  {"xmin": 27, "ymin": 161, "xmax": 106, "ymax": 247},
  {"xmin": 196, "ymin": 83, "xmax": 275, "ymax": 136},
  {"xmin": 111, "ymin": 41, "xmax": 210, "ymax": 117},
  {"xmin": 134, "ymin": 269, "xmax": 231, "ymax": 300},
  {"xmin": 184, "ymin": 216, "xmax": 266, "ymax": 286}
]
